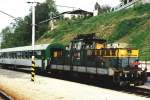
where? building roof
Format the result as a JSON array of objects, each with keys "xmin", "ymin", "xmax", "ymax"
[{"xmin": 62, "ymin": 9, "xmax": 93, "ymax": 15}]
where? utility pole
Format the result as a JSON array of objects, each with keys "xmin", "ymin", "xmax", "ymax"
[{"xmin": 27, "ymin": 1, "xmax": 39, "ymax": 82}]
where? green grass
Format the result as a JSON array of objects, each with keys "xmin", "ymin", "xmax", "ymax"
[{"xmin": 37, "ymin": 4, "xmax": 150, "ymax": 59}]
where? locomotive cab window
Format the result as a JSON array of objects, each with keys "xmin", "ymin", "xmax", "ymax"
[
  {"xmin": 106, "ymin": 49, "xmax": 110, "ymax": 56},
  {"xmin": 111, "ymin": 49, "xmax": 116, "ymax": 56},
  {"xmin": 53, "ymin": 50, "xmax": 63, "ymax": 58}
]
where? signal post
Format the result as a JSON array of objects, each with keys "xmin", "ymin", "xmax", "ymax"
[{"xmin": 27, "ymin": 1, "xmax": 38, "ymax": 82}]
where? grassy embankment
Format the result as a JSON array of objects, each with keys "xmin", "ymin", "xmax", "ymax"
[{"xmin": 37, "ymin": 4, "xmax": 150, "ymax": 60}]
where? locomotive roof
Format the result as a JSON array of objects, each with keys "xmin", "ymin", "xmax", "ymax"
[
  {"xmin": 0, "ymin": 44, "xmax": 50, "ymax": 53},
  {"xmin": 72, "ymin": 38, "xmax": 106, "ymax": 43},
  {"xmin": 72, "ymin": 33, "xmax": 107, "ymax": 43}
]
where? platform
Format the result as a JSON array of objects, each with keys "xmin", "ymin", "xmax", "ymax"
[{"xmin": 0, "ymin": 68, "xmax": 149, "ymax": 100}]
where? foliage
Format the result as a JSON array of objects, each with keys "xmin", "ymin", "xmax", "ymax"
[
  {"xmin": 94, "ymin": 2, "xmax": 111, "ymax": 14},
  {"xmin": 1, "ymin": 0, "xmax": 58, "ymax": 48},
  {"xmin": 37, "ymin": 4, "xmax": 150, "ymax": 59},
  {"xmin": 109, "ymin": 17, "xmax": 147, "ymax": 42}
]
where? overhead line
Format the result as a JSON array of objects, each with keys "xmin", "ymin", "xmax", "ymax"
[
  {"xmin": 56, "ymin": 5, "xmax": 78, "ymax": 9},
  {"xmin": 0, "ymin": 10, "xmax": 17, "ymax": 20}
]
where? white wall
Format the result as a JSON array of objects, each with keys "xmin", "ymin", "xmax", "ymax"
[{"xmin": 142, "ymin": 0, "xmax": 150, "ymax": 3}]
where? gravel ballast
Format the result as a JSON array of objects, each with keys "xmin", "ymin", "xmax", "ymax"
[{"xmin": 0, "ymin": 69, "xmax": 149, "ymax": 100}]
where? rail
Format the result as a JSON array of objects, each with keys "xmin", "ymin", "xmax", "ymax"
[
  {"xmin": 0, "ymin": 91, "xmax": 12, "ymax": 100},
  {"xmin": 127, "ymin": 87, "xmax": 150, "ymax": 97}
]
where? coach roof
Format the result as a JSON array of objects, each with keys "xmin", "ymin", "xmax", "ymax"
[{"xmin": 0, "ymin": 44, "xmax": 50, "ymax": 53}]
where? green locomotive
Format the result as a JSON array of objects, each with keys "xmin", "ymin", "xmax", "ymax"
[{"xmin": 0, "ymin": 33, "xmax": 147, "ymax": 86}]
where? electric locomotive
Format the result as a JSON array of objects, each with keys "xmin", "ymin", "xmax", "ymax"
[
  {"xmin": 0, "ymin": 33, "xmax": 147, "ymax": 86},
  {"xmin": 49, "ymin": 33, "xmax": 147, "ymax": 86}
]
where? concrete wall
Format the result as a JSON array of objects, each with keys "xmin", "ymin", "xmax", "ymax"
[{"xmin": 113, "ymin": 0, "xmax": 150, "ymax": 11}]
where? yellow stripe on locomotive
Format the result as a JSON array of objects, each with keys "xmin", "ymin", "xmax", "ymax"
[
  {"xmin": 118, "ymin": 49, "xmax": 139, "ymax": 57},
  {"xmin": 101, "ymin": 49, "xmax": 139, "ymax": 58}
]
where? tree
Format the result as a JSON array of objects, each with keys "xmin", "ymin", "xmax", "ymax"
[
  {"xmin": 94, "ymin": 2, "xmax": 101, "ymax": 11},
  {"xmin": 35, "ymin": 3, "xmax": 49, "ymax": 39},
  {"xmin": 1, "ymin": 27, "xmax": 14, "ymax": 48},
  {"xmin": 101, "ymin": 5, "xmax": 111, "ymax": 13},
  {"xmin": 1, "ymin": 0, "xmax": 58, "ymax": 48},
  {"xmin": 46, "ymin": 0, "xmax": 58, "ymax": 17},
  {"xmin": 94, "ymin": 2, "xmax": 111, "ymax": 14}
]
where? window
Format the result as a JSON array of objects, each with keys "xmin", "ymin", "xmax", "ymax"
[
  {"xmin": 101, "ymin": 50, "xmax": 105, "ymax": 56},
  {"xmin": 35, "ymin": 51, "xmax": 42, "ymax": 59},
  {"xmin": 106, "ymin": 50, "xmax": 110, "ymax": 56},
  {"xmin": 87, "ymin": 50, "xmax": 92, "ymax": 56},
  {"xmin": 53, "ymin": 51, "xmax": 62, "ymax": 58},
  {"xmin": 111, "ymin": 49, "xmax": 116, "ymax": 56}
]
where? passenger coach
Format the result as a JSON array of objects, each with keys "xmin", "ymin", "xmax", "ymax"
[{"xmin": 0, "ymin": 43, "xmax": 64, "ymax": 70}]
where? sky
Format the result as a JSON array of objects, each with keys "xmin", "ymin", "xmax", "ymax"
[{"xmin": 0, "ymin": 0, "xmax": 120, "ymax": 32}]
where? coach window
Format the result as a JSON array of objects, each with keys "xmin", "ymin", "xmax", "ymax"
[
  {"xmin": 14, "ymin": 52, "xmax": 16, "ymax": 58},
  {"xmin": 25, "ymin": 51, "xmax": 28, "ymax": 58},
  {"xmin": 21, "ymin": 52, "xmax": 23, "ymax": 59},
  {"xmin": 2, "ymin": 53, "xmax": 4, "ymax": 58},
  {"xmin": 14, "ymin": 52, "xmax": 17, "ymax": 58},
  {"xmin": 3, "ymin": 53, "xmax": 5, "ymax": 58},
  {"xmin": 17, "ymin": 52, "xmax": 19, "ymax": 58},
  {"xmin": 5, "ymin": 52, "xmax": 7, "ymax": 58},
  {"xmin": 35, "ymin": 51, "xmax": 41, "ymax": 59},
  {"xmin": 7, "ymin": 53, "xmax": 9, "ymax": 58},
  {"xmin": 17, "ymin": 52, "xmax": 20, "ymax": 59},
  {"xmin": 7, "ymin": 52, "xmax": 9, "ymax": 58},
  {"xmin": 20, "ymin": 52, "xmax": 22, "ymax": 59},
  {"xmin": 11, "ymin": 52, "xmax": 14, "ymax": 58},
  {"xmin": 6, "ymin": 53, "xmax": 8, "ymax": 58},
  {"xmin": 29, "ymin": 51, "xmax": 32, "ymax": 58},
  {"xmin": 11, "ymin": 53, "xmax": 13, "ymax": 58},
  {"xmin": 34, "ymin": 51, "xmax": 37, "ymax": 59},
  {"xmin": 10, "ymin": 52, "xmax": 12, "ymax": 58},
  {"xmin": 23, "ymin": 51, "xmax": 27, "ymax": 59},
  {"xmin": 1, "ymin": 53, "xmax": 3, "ymax": 58},
  {"xmin": 4, "ymin": 53, "xmax": 6, "ymax": 58},
  {"xmin": 26, "ymin": 51, "xmax": 29, "ymax": 59},
  {"xmin": 21, "ymin": 52, "xmax": 24, "ymax": 59}
]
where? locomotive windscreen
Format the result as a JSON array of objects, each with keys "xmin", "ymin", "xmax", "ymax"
[{"xmin": 119, "ymin": 57, "xmax": 139, "ymax": 69}]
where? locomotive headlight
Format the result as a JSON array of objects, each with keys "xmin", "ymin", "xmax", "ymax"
[
  {"xmin": 138, "ymin": 71, "xmax": 141, "ymax": 75},
  {"xmin": 125, "ymin": 73, "xmax": 127, "ymax": 78},
  {"xmin": 131, "ymin": 74, "xmax": 133, "ymax": 77},
  {"xmin": 120, "ymin": 73, "xmax": 122, "ymax": 76}
]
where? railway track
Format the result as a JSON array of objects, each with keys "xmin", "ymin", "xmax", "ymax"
[
  {"xmin": 127, "ymin": 87, "xmax": 150, "ymax": 97},
  {"xmin": 0, "ymin": 91, "xmax": 12, "ymax": 100},
  {"xmin": 0, "ymin": 67, "xmax": 150, "ymax": 98}
]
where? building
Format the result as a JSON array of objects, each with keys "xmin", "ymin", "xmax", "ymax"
[
  {"xmin": 113, "ymin": 0, "xmax": 150, "ymax": 11},
  {"xmin": 47, "ymin": 9, "xmax": 93, "ymax": 31},
  {"xmin": 62, "ymin": 9, "xmax": 93, "ymax": 19}
]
